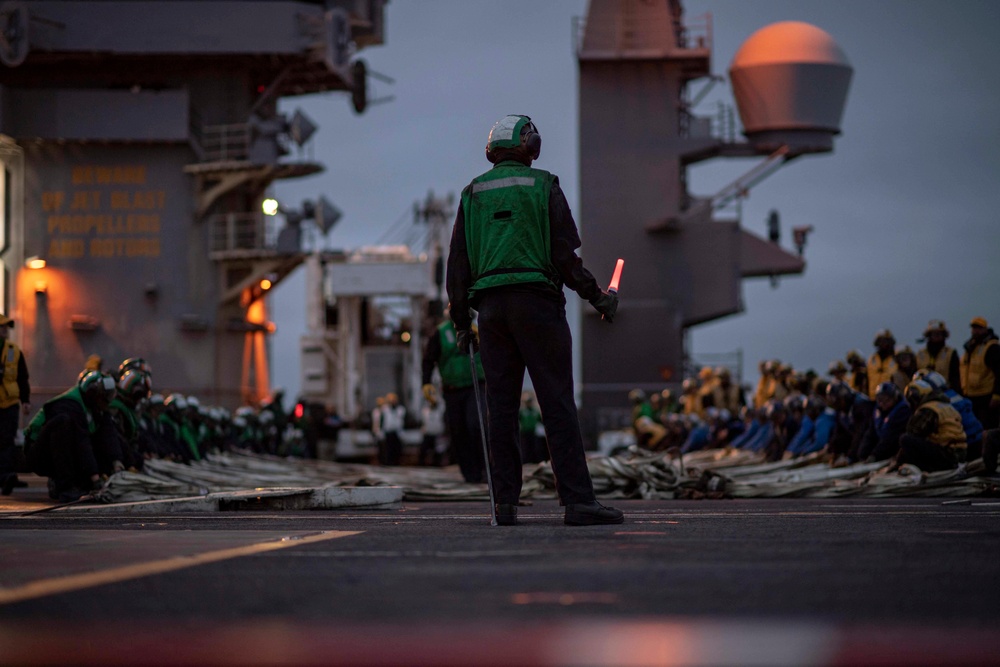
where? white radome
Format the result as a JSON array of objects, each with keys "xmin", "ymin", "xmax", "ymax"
[{"xmin": 729, "ymin": 21, "xmax": 853, "ymax": 150}]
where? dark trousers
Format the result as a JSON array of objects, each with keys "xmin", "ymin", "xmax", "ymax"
[
  {"xmin": 27, "ymin": 414, "xmax": 100, "ymax": 491},
  {"xmin": 477, "ymin": 290, "xmax": 595, "ymax": 506},
  {"xmin": 379, "ymin": 432, "xmax": 402, "ymax": 466},
  {"xmin": 418, "ymin": 434, "xmax": 442, "ymax": 466},
  {"xmin": 443, "ymin": 386, "xmax": 486, "ymax": 483},
  {"xmin": 0, "ymin": 404, "xmax": 19, "ymax": 477},
  {"xmin": 520, "ymin": 431, "xmax": 549, "ymax": 464},
  {"xmin": 897, "ymin": 433, "xmax": 960, "ymax": 472},
  {"xmin": 981, "ymin": 429, "xmax": 999, "ymax": 474},
  {"xmin": 969, "ymin": 395, "xmax": 999, "ymax": 431}
]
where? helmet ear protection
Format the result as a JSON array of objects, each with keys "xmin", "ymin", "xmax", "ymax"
[
  {"xmin": 521, "ymin": 119, "xmax": 541, "ymax": 160},
  {"xmin": 485, "ymin": 115, "xmax": 541, "ymax": 163},
  {"xmin": 79, "ymin": 370, "xmax": 117, "ymax": 408}
]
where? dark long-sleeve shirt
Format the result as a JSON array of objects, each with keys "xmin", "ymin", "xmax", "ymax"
[
  {"xmin": 17, "ymin": 354, "xmax": 30, "ymax": 404},
  {"xmin": 447, "ymin": 173, "xmax": 601, "ymax": 331},
  {"xmin": 859, "ymin": 399, "xmax": 911, "ymax": 461},
  {"xmin": 422, "ymin": 332, "xmax": 441, "ymax": 386}
]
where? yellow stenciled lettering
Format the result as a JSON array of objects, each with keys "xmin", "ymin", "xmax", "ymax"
[
  {"xmin": 48, "ymin": 215, "xmax": 66, "ymax": 234},
  {"xmin": 132, "ymin": 238, "xmax": 160, "ymax": 257},
  {"xmin": 42, "ymin": 191, "xmax": 66, "ymax": 213},
  {"xmin": 49, "ymin": 238, "xmax": 85, "ymax": 258},
  {"xmin": 69, "ymin": 191, "xmax": 101, "ymax": 211},
  {"xmin": 71, "ymin": 167, "xmax": 92, "ymax": 185},
  {"xmin": 132, "ymin": 191, "xmax": 165, "ymax": 209},
  {"xmin": 110, "ymin": 191, "xmax": 130, "ymax": 209}
]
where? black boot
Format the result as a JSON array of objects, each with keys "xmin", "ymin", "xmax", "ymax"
[
  {"xmin": 564, "ymin": 501, "xmax": 625, "ymax": 526},
  {"xmin": 983, "ymin": 429, "xmax": 1000, "ymax": 475},
  {"xmin": 495, "ymin": 503, "xmax": 518, "ymax": 526}
]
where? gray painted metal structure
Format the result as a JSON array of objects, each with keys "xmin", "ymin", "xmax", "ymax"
[
  {"xmin": 576, "ymin": 0, "xmax": 851, "ymax": 438},
  {"xmin": 0, "ymin": 0, "xmax": 386, "ymax": 406}
]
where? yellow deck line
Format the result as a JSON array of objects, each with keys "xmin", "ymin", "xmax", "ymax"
[{"xmin": 0, "ymin": 530, "xmax": 361, "ymax": 606}]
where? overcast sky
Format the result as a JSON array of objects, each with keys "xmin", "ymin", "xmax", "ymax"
[{"xmin": 270, "ymin": 0, "xmax": 1000, "ymax": 400}]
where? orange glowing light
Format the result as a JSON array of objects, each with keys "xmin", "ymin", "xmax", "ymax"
[
  {"xmin": 25, "ymin": 257, "xmax": 46, "ymax": 270},
  {"xmin": 259, "ymin": 278, "xmax": 272, "ymax": 291},
  {"xmin": 243, "ymin": 299, "xmax": 270, "ymax": 401},
  {"xmin": 608, "ymin": 258, "xmax": 624, "ymax": 293}
]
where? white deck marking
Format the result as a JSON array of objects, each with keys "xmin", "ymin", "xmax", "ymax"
[{"xmin": 0, "ymin": 530, "xmax": 361, "ymax": 605}]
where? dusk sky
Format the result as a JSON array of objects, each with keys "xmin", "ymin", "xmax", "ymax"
[{"xmin": 270, "ymin": 0, "xmax": 1000, "ymax": 401}]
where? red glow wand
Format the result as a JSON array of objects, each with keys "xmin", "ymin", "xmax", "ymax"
[
  {"xmin": 608, "ymin": 258, "xmax": 624, "ymax": 294},
  {"xmin": 603, "ymin": 258, "xmax": 624, "ymax": 322}
]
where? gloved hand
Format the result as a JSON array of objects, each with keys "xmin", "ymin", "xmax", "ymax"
[
  {"xmin": 422, "ymin": 384, "xmax": 437, "ymax": 402},
  {"xmin": 590, "ymin": 291, "xmax": 619, "ymax": 323},
  {"xmin": 456, "ymin": 328, "xmax": 479, "ymax": 354}
]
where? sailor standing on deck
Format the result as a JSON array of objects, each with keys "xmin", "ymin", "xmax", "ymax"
[
  {"xmin": 867, "ymin": 329, "xmax": 907, "ymax": 399},
  {"xmin": 422, "ymin": 316, "xmax": 487, "ymax": 482},
  {"xmin": 0, "ymin": 314, "xmax": 29, "ymax": 495},
  {"xmin": 960, "ymin": 317, "xmax": 1000, "ymax": 431},
  {"xmin": 917, "ymin": 320, "xmax": 961, "ymax": 392},
  {"xmin": 447, "ymin": 114, "xmax": 623, "ymax": 526}
]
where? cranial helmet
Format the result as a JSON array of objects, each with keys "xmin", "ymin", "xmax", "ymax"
[
  {"xmin": 828, "ymin": 360, "xmax": 848, "ymax": 375},
  {"xmin": 164, "ymin": 393, "xmax": 188, "ymax": 412},
  {"xmin": 873, "ymin": 329, "xmax": 896, "ymax": 346},
  {"xmin": 628, "ymin": 388, "xmax": 647, "ymax": 404},
  {"xmin": 825, "ymin": 380, "xmax": 853, "ymax": 405},
  {"xmin": 486, "ymin": 115, "xmax": 541, "ymax": 163},
  {"xmin": 783, "ymin": 394, "xmax": 805, "ymax": 412},
  {"xmin": 924, "ymin": 320, "xmax": 949, "ymax": 338},
  {"xmin": 118, "ymin": 357, "xmax": 152, "ymax": 381},
  {"xmin": 874, "ymin": 381, "xmax": 901, "ymax": 403},
  {"xmin": 904, "ymin": 380, "xmax": 933, "ymax": 407},
  {"xmin": 79, "ymin": 370, "xmax": 117, "ymax": 410},
  {"xmin": 912, "ymin": 369, "xmax": 948, "ymax": 393},
  {"xmin": 764, "ymin": 399, "xmax": 786, "ymax": 419},
  {"xmin": 118, "ymin": 369, "xmax": 151, "ymax": 401},
  {"xmin": 804, "ymin": 396, "xmax": 826, "ymax": 415}
]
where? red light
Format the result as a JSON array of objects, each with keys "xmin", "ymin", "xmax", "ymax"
[
  {"xmin": 257, "ymin": 85, "xmax": 266, "ymax": 93},
  {"xmin": 294, "ymin": 403, "xmax": 304, "ymax": 419},
  {"xmin": 608, "ymin": 258, "xmax": 624, "ymax": 293}
]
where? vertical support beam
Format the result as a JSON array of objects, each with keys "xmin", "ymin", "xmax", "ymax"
[
  {"xmin": 407, "ymin": 295, "xmax": 423, "ymax": 413},
  {"xmin": 340, "ymin": 296, "xmax": 361, "ymax": 419}
]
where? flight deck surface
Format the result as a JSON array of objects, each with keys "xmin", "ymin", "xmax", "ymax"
[{"xmin": 1, "ymin": 485, "xmax": 998, "ymax": 666}]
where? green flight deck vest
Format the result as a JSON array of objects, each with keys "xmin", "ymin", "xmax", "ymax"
[
  {"xmin": 462, "ymin": 161, "xmax": 558, "ymax": 300},
  {"xmin": 24, "ymin": 386, "xmax": 95, "ymax": 448},
  {"xmin": 437, "ymin": 321, "xmax": 485, "ymax": 389}
]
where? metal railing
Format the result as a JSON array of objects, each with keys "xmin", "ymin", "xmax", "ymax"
[
  {"xmin": 574, "ymin": 9, "xmax": 712, "ymax": 56},
  {"xmin": 679, "ymin": 102, "xmax": 736, "ymax": 142},
  {"xmin": 680, "ymin": 12, "xmax": 712, "ymax": 51},
  {"xmin": 197, "ymin": 123, "xmax": 250, "ymax": 163},
  {"xmin": 208, "ymin": 212, "xmax": 279, "ymax": 253}
]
